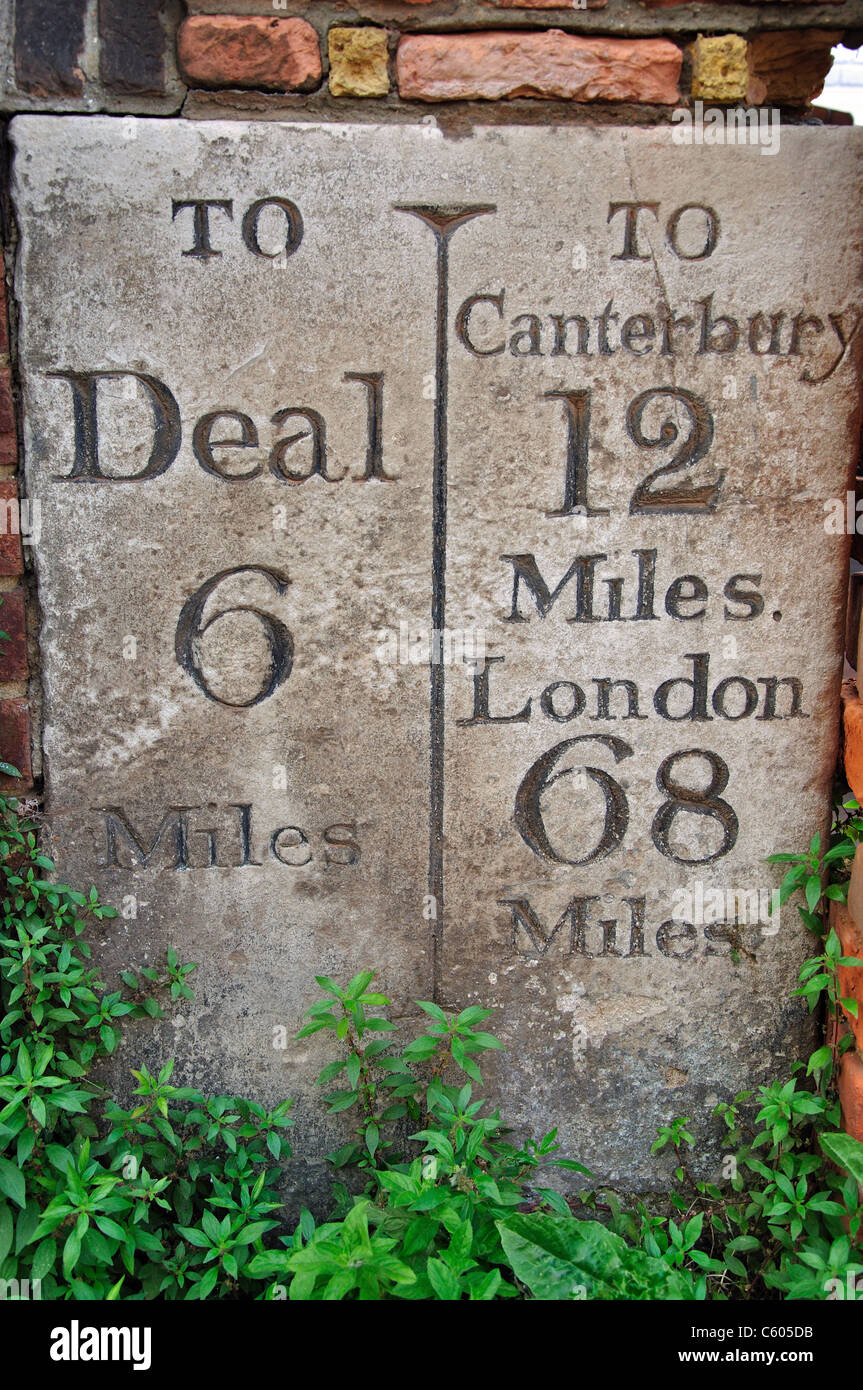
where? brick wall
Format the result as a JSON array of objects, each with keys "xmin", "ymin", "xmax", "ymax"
[{"xmin": 0, "ymin": 0, "xmax": 858, "ymax": 115}]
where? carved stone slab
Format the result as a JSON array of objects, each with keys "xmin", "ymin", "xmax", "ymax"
[{"xmin": 12, "ymin": 116, "xmax": 863, "ymax": 1184}]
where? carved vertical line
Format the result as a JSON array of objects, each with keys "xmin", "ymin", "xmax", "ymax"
[{"xmin": 395, "ymin": 204, "xmax": 495, "ymax": 1001}]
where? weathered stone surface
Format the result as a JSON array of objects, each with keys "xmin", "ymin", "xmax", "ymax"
[
  {"xmin": 747, "ymin": 31, "xmax": 841, "ymax": 106},
  {"xmin": 328, "ymin": 27, "xmax": 390, "ymax": 98},
  {"xmin": 11, "ymin": 118, "xmax": 863, "ymax": 1188},
  {"xmin": 177, "ymin": 16, "xmax": 322, "ymax": 91},
  {"xmin": 396, "ymin": 32, "xmax": 682, "ymax": 103},
  {"xmin": 691, "ymin": 33, "xmax": 748, "ymax": 102}
]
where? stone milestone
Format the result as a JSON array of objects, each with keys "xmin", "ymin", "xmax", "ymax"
[{"xmin": 11, "ymin": 116, "xmax": 863, "ymax": 1186}]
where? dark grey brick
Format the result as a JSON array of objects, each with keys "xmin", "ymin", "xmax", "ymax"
[
  {"xmin": 98, "ymin": 0, "xmax": 166, "ymax": 97},
  {"xmin": 14, "ymin": 0, "xmax": 87, "ymax": 98}
]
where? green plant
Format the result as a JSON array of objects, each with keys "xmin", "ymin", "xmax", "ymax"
[
  {"xmin": 5, "ymin": 771, "xmax": 863, "ymax": 1301},
  {"xmin": 496, "ymin": 1211, "xmax": 702, "ymax": 1300},
  {"xmin": 0, "ymin": 789, "xmax": 292, "ymax": 1299},
  {"xmin": 766, "ymin": 798, "xmax": 863, "ymax": 934},
  {"xmin": 242, "ymin": 972, "xmax": 715, "ymax": 1301},
  {"xmin": 570, "ymin": 793, "xmax": 863, "ymax": 1303},
  {"xmin": 247, "ymin": 972, "xmax": 588, "ymax": 1299}
]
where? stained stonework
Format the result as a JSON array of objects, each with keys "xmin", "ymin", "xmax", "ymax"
[
  {"xmin": 328, "ymin": 28, "xmax": 390, "ymax": 98},
  {"xmin": 11, "ymin": 117, "xmax": 863, "ymax": 1186},
  {"xmin": 690, "ymin": 33, "xmax": 749, "ymax": 102}
]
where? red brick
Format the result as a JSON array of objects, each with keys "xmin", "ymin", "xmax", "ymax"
[
  {"xmin": 644, "ymin": 0, "xmax": 842, "ymax": 6},
  {"xmin": 843, "ymin": 679, "xmax": 863, "ymax": 807},
  {"xmin": 0, "ymin": 698, "xmax": 32, "ymax": 790},
  {"xmin": 177, "ymin": 16, "xmax": 322, "ymax": 92},
  {"xmin": 839, "ymin": 1048, "xmax": 863, "ymax": 1143},
  {"xmin": 0, "ymin": 292, "xmax": 8, "ymax": 359},
  {"xmin": 831, "ymin": 900, "xmax": 863, "ymax": 1049},
  {"xmin": 487, "ymin": 0, "xmax": 606, "ymax": 7},
  {"xmin": 0, "ymin": 483, "xmax": 23, "ymax": 579},
  {"xmin": 0, "ymin": 369, "xmax": 15, "ymax": 467},
  {"xmin": 396, "ymin": 32, "xmax": 681, "ymax": 104},
  {"xmin": 747, "ymin": 31, "xmax": 841, "ymax": 106},
  {"xmin": 811, "ymin": 105, "xmax": 854, "ymax": 126},
  {"xmin": 0, "ymin": 590, "xmax": 27, "ymax": 684}
]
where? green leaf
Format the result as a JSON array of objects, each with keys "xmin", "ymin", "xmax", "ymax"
[
  {"xmin": 62, "ymin": 1226, "xmax": 82, "ymax": 1278},
  {"xmin": 416, "ymin": 1001, "xmax": 448, "ymax": 1023},
  {"xmin": 0, "ymin": 1156, "xmax": 26, "ymax": 1208},
  {"xmin": 174, "ymin": 1225, "xmax": 212, "ymax": 1249},
  {"xmin": 820, "ymin": 1131, "xmax": 863, "ymax": 1186},
  {"xmin": 409, "ymin": 1129, "xmax": 454, "ymax": 1164},
  {"xmin": 724, "ymin": 1235, "xmax": 761, "ymax": 1255},
  {"xmin": 295, "ymin": 1021, "xmax": 327, "ymax": 1040},
  {"xmin": 314, "ymin": 976, "xmax": 344, "ymax": 999},
  {"xmin": 315, "ymin": 1059, "xmax": 347, "ymax": 1086},
  {"xmin": 401, "ymin": 1037, "xmax": 438, "ymax": 1061},
  {"xmin": 804, "ymin": 875, "xmax": 822, "ymax": 912},
  {"xmin": 461, "ymin": 1031, "xmax": 503, "ymax": 1051},
  {"xmin": 537, "ymin": 1187, "xmax": 571, "ymax": 1217},
  {"xmin": 324, "ymin": 1089, "xmax": 360, "ymax": 1114},
  {"xmin": 31, "ymin": 1237, "xmax": 56, "ymax": 1280},
  {"xmin": 456, "ymin": 1006, "xmax": 493, "ymax": 1028},
  {"xmin": 470, "ymin": 1268, "xmax": 503, "ymax": 1300},
  {"xmin": 344, "ymin": 970, "xmax": 376, "ymax": 1000},
  {"xmin": 497, "ymin": 1213, "xmax": 697, "ymax": 1301},
  {"xmin": 235, "ymin": 1221, "xmax": 275, "ymax": 1245},
  {"xmin": 0, "ymin": 1204, "xmax": 12, "ymax": 1264},
  {"xmin": 806, "ymin": 1046, "xmax": 832, "ymax": 1074},
  {"xmin": 427, "ymin": 1256, "xmax": 462, "ymax": 1300}
]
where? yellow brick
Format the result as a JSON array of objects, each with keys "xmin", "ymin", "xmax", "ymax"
[
  {"xmin": 691, "ymin": 34, "xmax": 748, "ymax": 103},
  {"xmin": 328, "ymin": 27, "xmax": 390, "ymax": 99}
]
